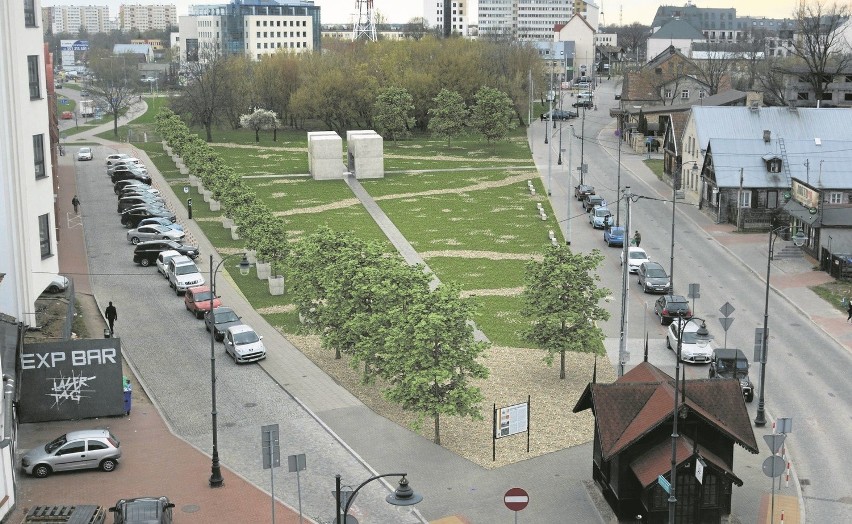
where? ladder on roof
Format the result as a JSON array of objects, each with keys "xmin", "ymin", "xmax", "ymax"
[{"xmin": 777, "ymin": 137, "xmax": 793, "ymax": 187}]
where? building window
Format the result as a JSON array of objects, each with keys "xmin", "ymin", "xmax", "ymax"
[
  {"xmin": 739, "ymin": 190, "xmax": 752, "ymax": 208},
  {"xmin": 24, "ymin": 0, "xmax": 37, "ymax": 27},
  {"xmin": 797, "ymin": 92, "xmax": 809, "ymax": 100},
  {"xmin": 28, "ymin": 55, "xmax": 40, "ymax": 99},
  {"xmin": 39, "ymin": 213, "xmax": 51, "ymax": 257},
  {"xmin": 829, "ymin": 192, "xmax": 843, "ymax": 204},
  {"xmin": 664, "ymin": 89, "xmax": 672, "ymax": 98},
  {"xmin": 681, "ymin": 89, "xmax": 690, "ymax": 99},
  {"xmin": 821, "ymin": 92, "xmax": 833, "ymax": 101},
  {"xmin": 33, "ymin": 134, "xmax": 45, "ymax": 179}
]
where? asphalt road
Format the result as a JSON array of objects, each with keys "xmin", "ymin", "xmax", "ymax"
[{"xmin": 534, "ymin": 78, "xmax": 852, "ymax": 522}]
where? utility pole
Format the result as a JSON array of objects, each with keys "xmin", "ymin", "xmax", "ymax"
[
  {"xmin": 566, "ymin": 126, "xmax": 573, "ymax": 246},
  {"xmin": 579, "ymin": 105, "xmax": 586, "ymax": 185},
  {"xmin": 616, "ymin": 119, "xmax": 622, "ymax": 226},
  {"xmin": 618, "ymin": 187, "xmax": 634, "ymax": 377}
]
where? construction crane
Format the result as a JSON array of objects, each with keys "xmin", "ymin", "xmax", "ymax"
[{"xmin": 352, "ymin": 0, "xmax": 377, "ymax": 42}]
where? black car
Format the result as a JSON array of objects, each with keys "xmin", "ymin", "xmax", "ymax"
[
  {"xmin": 111, "ymin": 167, "xmax": 151, "ymax": 185},
  {"xmin": 637, "ymin": 262, "xmax": 671, "ymax": 294},
  {"xmin": 654, "ymin": 295, "xmax": 692, "ymax": 325},
  {"xmin": 110, "ymin": 496, "xmax": 174, "ymax": 524},
  {"xmin": 709, "ymin": 348, "xmax": 754, "ymax": 402},
  {"xmin": 574, "ymin": 184, "xmax": 595, "ymax": 201},
  {"xmin": 121, "ymin": 207, "xmax": 176, "ymax": 228},
  {"xmin": 133, "ymin": 240, "xmax": 199, "ymax": 266},
  {"xmin": 582, "ymin": 194, "xmax": 605, "ymax": 211},
  {"xmin": 541, "ymin": 109, "xmax": 577, "ymax": 121},
  {"xmin": 114, "ymin": 179, "xmax": 152, "ymax": 195},
  {"xmin": 572, "ymin": 99, "xmax": 594, "ymax": 108},
  {"xmin": 118, "ymin": 187, "xmax": 160, "ymax": 200},
  {"xmin": 205, "ymin": 306, "xmax": 243, "ymax": 342},
  {"xmin": 117, "ymin": 195, "xmax": 165, "ymax": 214}
]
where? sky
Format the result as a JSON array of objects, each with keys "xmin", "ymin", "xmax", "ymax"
[{"xmin": 43, "ymin": 1, "xmax": 798, "ymax": 26}]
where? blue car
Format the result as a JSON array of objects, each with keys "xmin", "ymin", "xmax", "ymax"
[
  {"xmin": 604, "ymin": 226, "xmax": 624, "ymax": 247},
  {"xmin": 137, "ymin": 216, "xmax": 184, "ymax": 232}
]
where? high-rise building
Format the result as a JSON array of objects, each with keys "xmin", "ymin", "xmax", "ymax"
[
  {"xmin": 181, "ymin": 0, "xmax": 321, "ymax": 62},
  {"xmin": 478, "ymin": 0, "xmax": 598, "ymax": 41},
  {"xmin": 120, "ymin": 4, "xmax": 178, "ymax": 32},
  {"xmin": 48, "ymin": 4, "xmax": 112, "ymax": 34},
  {"xmin": 423, "ymin": 0, "xmax": 467, "ymax": 36}
]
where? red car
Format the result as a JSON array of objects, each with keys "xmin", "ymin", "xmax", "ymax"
[
  {"xmin": 184, "ymin": 285, "xmax": 221, "ymax": 319},
  {"xmin": 61, "ymin": 111, "xmax": 73, "ymax": 120}
]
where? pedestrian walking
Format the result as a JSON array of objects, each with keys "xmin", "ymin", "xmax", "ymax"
[
  {"xmin": 105, "ymin": 301, "xmax": 118, "ymax": 335},
  {"xmin": 71, "ymin": 195, "xmax": 80, "ymax": 214},
  {"xmin": 847, "ymin": 300, "xmax": 852, "ymax": 322},
  {"xmin": 632, "ymin": 230, "xmax": 642, "ymax": 247}
]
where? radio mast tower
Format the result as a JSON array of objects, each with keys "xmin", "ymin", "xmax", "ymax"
[{"xmin": 352, "ymin": 0, "xmax": 377, "ymax": 42}]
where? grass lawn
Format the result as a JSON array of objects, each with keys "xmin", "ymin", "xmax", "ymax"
[
  {"xmin": 424, "ymin": 257, "xmax": 529, "ymax": 290},
  {"xmin": 811, "ymin": 280, "xmax": 852, "ymax": 313},
  {"xmin": 211, "ymin": 145, "xmax": 309, "ymax": 176},
  {"xmin": 62, "ymin": 125, "xmax": 98, "ymax": 137},
  {"xmin": 467, "ymin": 295, "xmax": 529, "ymax": 348},
  {"xmin": 361, "ymin": 167, "xmax": 536, "ymax": 197},
  {"xmin": 645, "ymin": 158, "xmax": 665, "ymax": 181}
]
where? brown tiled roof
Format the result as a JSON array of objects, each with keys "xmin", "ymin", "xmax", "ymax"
[
  {"xmin": 630, "ymin": 436, "xmax": 745, "ymax": 488},
  {"xmin": 573, "ymin": 362, "xmax": 758, "ymax": 460},
  {"xmin": 622, "ymin": 46, "xmax": 703, "ymax": 104}
]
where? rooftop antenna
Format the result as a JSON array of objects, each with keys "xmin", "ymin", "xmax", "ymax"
[
  {"xmin": 352, "ymin": 0, "xmax": 377, "ymax": 42},
  {"xmin": 600, "ymin": 0, "xmax": 606, "ymax": 27}
]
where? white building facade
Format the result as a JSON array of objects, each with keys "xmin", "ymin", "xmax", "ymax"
[
  {"xmin": 423, "ymin": 0, "xmax": 468, "ymax": 35},
  {"xmin": 479, "ymin": 0, "xmax": 597, "ymax": 41},
  {"xmin": 119, "ymin": 4, "xmax": 178, "ymax": 32},
  {"xmin": 49, "ymin": 4, "xmax": 112, "ymax": 34}
]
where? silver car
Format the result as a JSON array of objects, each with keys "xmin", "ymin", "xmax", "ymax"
[
  {"xmin": 127, "ymin": 224, "xmax": 185, "ymax": 244},
  {"xmin": 21, "ymin": 429, "xmax": 121, "ymax": 478},
  {"xmin": 224, "ymin": 324, "xmax": 267, "ymax": 363}
]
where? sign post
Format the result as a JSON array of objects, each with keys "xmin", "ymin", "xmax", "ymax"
[{"xmin": 504, "ymin": 487, "xmax": 529, "ymax": 523}]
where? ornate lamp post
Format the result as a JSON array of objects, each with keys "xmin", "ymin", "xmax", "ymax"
[{"xmin": 335, "ymin": 473, "xmax": 422, "ymax": 523}]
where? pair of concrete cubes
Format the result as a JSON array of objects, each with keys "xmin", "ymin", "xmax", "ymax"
[{"xmin": 307, "ymin": 130, "xmax": 384, "ymax": 180}]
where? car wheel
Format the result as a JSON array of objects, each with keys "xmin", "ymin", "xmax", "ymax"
[
  {"xmin": 205, "ymin": 323, "xmax": 210, "ymax": 332},
  {"xmin": 643, "ymin": 282, "xmax": 650, "ymax": 293},
  {"xmin": 195, "ymin": 310, "xmax": 203, "ymax": 320},
  {"xmin": 130, "ymin": 237, "xmax": 140, "ymax": 244},
  {"xmin": 746, "ymin": 393, "xmax": 754, "ymax": 403},
  {"xmin": 100, "ymin": 459, "xmax": 117, "ymax": 472},
  {"xmin": 47, "ymin": 285, "xmax": 61, "ymax": 293},
  {"xmin": 660, "ymin": 314, "xmax": 665, "ymax": 325},
  {"xmin": 666, "ymin": 337, "xmax": 672, "ymax": 349},
  {"xmin": 140, "ymin": 258, "xmax": 151, "ymax": 267},
  {"xmin": 33, "ymin": 464, "xmax": 51, "ymax": 478}
]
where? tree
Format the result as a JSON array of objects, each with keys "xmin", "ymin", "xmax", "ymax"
[
  {"xmin": 239, "ymin": 108, "xmax": 281, "ymax": 142},
  {"xmin": 788, "ymin": 0, "xmax": 852, "ymax": 105},
  {"xmin": 87, "ymin": 51, "xmax": 138, "ymax": 137},
  {"xmin": 609, "ymin": 23, "xmax": 651, "ymax": 64},
  {"xmin": 381, "ymin": 284, "xmax": 489, "ymax": 444},
  {"xmin": 470, "ymin": 86, "xmax": 516, "ymax": 142},
  {"xmin": 428, "ymin": 88, "xmax": 467, "ymax": 146},
  {"xmin": 692, "ymin": 42, "xmax": 736, "ymax": 95},
  {"xmin": 402, "ymin": 17, "xmax": 430, "ymax": 40},
  {"xmin": 521, "ymin": 245, "xmax": 610, "ymax": 379},
  {"xmin": 373, "ymin": 86, "xmax": 415, "ymax": 142},
  {"xmin": 170, "ymin": 49, "xmax": 233, "ymax": 142}
]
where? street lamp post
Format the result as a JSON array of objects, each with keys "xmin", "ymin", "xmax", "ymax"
[
  {"xmin": 669, "ymin": 317, "xmax": 711, "ymax": 523},
  {"xmin": 208, "ymin": 252, "xmax": 250, "ymax": 487},
  {"xmin": 670, "ymin": 162, "xmax": 699, "ymax": 292},
  {"xmin": 335, "ymin": 473, "xmax": 422, "ymax": 524},
  {"xmin": 754, "ymin": 227, "xmax": 806, "ymax": 426}
]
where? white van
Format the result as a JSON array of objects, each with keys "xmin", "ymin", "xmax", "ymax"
[{"xmin": 168, "ymin": 255, "xmax": 204, "ymax": 295}]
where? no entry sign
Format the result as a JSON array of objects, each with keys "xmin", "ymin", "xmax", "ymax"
[{"xmin": 504, "ymin": 487, "xmax": 529, "ymax": 511}]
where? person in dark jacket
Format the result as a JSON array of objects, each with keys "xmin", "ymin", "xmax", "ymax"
[{"xmin": 105, "ymin": 302, "xmax": 118, "ymax": 334}]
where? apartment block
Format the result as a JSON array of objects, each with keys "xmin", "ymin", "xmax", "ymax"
[
  {"xmin": 48, "ymin": 4, "xmax": 112, "ymax": 34},
  {"xmin": 120, "ymin": 4, "xmax": 178, "ymax": 32},
  {"xmin": 423, "ymin": 0, "xmax": 468, "ymax": 35}
]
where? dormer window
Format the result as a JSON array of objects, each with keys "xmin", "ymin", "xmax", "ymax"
[{"xmin": 762, "ymin": 154, "xmax": 782, "ymax": 173}]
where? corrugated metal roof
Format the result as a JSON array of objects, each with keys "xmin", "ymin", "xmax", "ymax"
[
  {"xmin": 708, "ymin": 137, "xmax": 852, "ymax": 188},
  {"xmin": 113, "ymin": 44, "xmax": 152, "ymax": 54}
]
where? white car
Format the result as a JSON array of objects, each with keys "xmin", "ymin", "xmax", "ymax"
[
  {"xmin": 224, "ymin": 325, "xmax": 267, "ymax": 363},
  {"xmin": 76, "ymin": 147, "xmax": 93, "ymax": 161},
  {"xmin": 105, "ymin": 153, "xmax": 130, "ymax": 166},
  {"xmin": 156, "ymin": 250, "xmax": 182, "ymax": 278},
  {"xmin": 666, "ymin": 319, "xmax": 713, "ymax": 364},
  {"xmin": 45, "ymin": 275, "xmax": 70, "ymax": 293},
  {"xmin": 621, "ymin": 247, "xmax": 649, "ymax": 273},
  {"xmin": 126, "ymin": 224, "xmax": 185, "ymax": 244}
]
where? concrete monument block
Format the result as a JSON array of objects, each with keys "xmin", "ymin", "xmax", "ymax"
[
  {"xmin": 346, "ymin": 130, "xmax": 384, "ymax": 179},
  {"xmin": 307, "ymin": 131, "xmax": 343, "ymax": 179}
]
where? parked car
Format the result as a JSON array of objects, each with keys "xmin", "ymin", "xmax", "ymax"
[
  {"xmin": 572, "ymin": 99, "xmax": 594, "ymax": 108},
  {"xmin": 589, "ymin": 206, "xmax": 613, "ymax": 228},
  {"xmin": 21, "ymin": 429, "xmax": 121, "ymax": 478},
  {"xmin": 106, "ymin": 153, "xmax": 131, "ymax": 166},
  {"xmin": 185, "ymin": 285, "xmax": 221, "ymax": 319},
  {"xmin": 118, "ymin": 195, "xmax": 165, "ymax": 214},
  {"xmin": 156, "ymin": 250, "xmax": 182, "ymax": 278},
  {"xmin": 109, "ymin": 496, "xmax": 174, "ymax": 524},
  {"xmin": 205, "ymin": 306, "xmax": 243, "ymax": 342},
  {"xmin": 138, "ymin": 216, "xmax": 182, "ymax": 232},
  {"xmin": 114, "ymin": 179, "xmax": 150, "ymax": 195},
  {"xmin": 121, "ymin": 207, "xmax": 176, "ymax": 229},
  {"xmin": 111, "ymin": 168, "xmax": 151, "ymax": 185},
  {"xmin": 655, "ymin": 294, "xmax": 692, "ymax": 325},
  {"xmin": 574, "ymin": 184, "xmax": 595, "ymax": 200},
  {"xmin": 603, "ymin": 226, "xmax": 624, "ymax": 247},
  {"xmin": 224, "ymin": 324, "xmax": 267, "ymax": 363},
  {"xmin": 133, "ymin": 240, "xmax": 198, "ymax": 267},
  {"xmin": 107, "ymin": 158, "xmax": 145, "ymax": 175},
  {"xmin": 540, "ymin": 109, "xmax": 577, "ymax": 121},
  {"xmin": 709, "ymin": 348, "xmax": 754, "ymax": 402},
  {"xmin": 126, "ymin": 224, "xmax": 184, "ymax": 244},
  {"xmin": 167, "ymin": 255, "xmax": 204, "ymax": 295},
  {"xmin": 44, "ymin": 275, "xmax": 70, "ymax": 293},
  {"xmin": 666, "ymin": 318, "xmax": 713, "ymax": 364},
  {"xmin": 61, "ymin": 111, "xmax": 73, "ymax": 120},
  {"xmin": 76, "ymin": 147, "xmax": 93, "ymax": 161},
  {"xmin": 637, "ymin": 262, "xmax": 671, "ymax": 294},
  {"xmin": 582, "ymin": 194, "xmax": 605, "ymax": 211},
  {"xmin": 621, "ymin": 247, "xmax": 650, "ymax": 273}
]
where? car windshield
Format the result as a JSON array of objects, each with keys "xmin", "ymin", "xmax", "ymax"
[
  {"xmin": 629, "ymin": 252, "xmax": 647, "ymax": 259},
  {"xmin": 718, "ymin": 358, "xmax": 749, "ymax": 374},
  {"xmin": 646, "ymin": 269, "xmax": 667, "ymax": 278},
  {"xmin": 216, "ymin": 311, "xmax": 239, "ymax": 323},
  {"xmin": 681, "ymin": 332, "xmax": 705, "ymax": 344},
  {"xmin": 233, "ymin": 331, "xmax": 260, "ymax": 344},
  {"xmin": 595, "ymin": 210, "xmax": 610, "ymax": 217},
  {"xmin": 45, "ymin": 434, "xmax": 68, "ymax": 453},
  {"xmin": 193, "ymin": 291, "xmax": 213, "ymax": 301},
  {"xmin": 123, "ymin": 499, "xmax": 161, "ymax": 518},
  {"xmin": 175, "ymin": 264, "xmax": 198, "ymax": 276}
]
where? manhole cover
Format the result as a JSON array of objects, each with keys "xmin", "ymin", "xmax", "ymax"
[
  {"xmin": 800, "ymin": 478, "xmax": 810, "ymax": 486},
  {"xmin": 181, "ymin": 504, "xmax": 200, "ymax": 513},
  {"xmin": 224, "ymin": 422, "xmax": 236, "ymax": 427},
  {"xmin": 244, "ymin": 402, "xmax": 257, "ymax": 408}
]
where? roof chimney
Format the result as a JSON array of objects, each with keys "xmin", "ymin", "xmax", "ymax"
[{"xmin": 763, "ymin": 130, "xmax": 771, "ymax": 143}]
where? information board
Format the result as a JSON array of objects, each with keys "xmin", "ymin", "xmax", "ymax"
[{"xmin": 497, "ymin": 402, "xmax": 529, "ymax": 438}]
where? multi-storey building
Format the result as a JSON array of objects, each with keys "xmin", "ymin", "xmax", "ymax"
[
  {"xmin": 423, "ymin": 0, "xmax": 467, "ymax": 36},
  {"xmin": 119, "ymin": 4, "xmax": 178, "ymax": 32},
  {"xmin": 479, "ymin": 0, "xmax": 598, "ymax": 42},
  {"xmin": 181, "ymin": 0, "xmax": 320, "ymax": 61},
  {"xmin": 46, "ymin": 4, "xmax": 112, "ymax": 34}
]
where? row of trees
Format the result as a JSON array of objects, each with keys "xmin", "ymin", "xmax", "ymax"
[{"xmin": 171, "ymin": 37, "xmax": 542, "ymax": 141}]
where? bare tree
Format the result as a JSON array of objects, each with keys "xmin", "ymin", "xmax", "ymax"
[
  {"xmin": 737, "ymin": 27, "xmax": 770, "ymax": 90},
  {"xmin": 692, "ymin": 42, "xmax": 736, "ymax": 94},
  {"xmin": 788, "ymin": 0, "xmax": 852, "ymax": 104},
  {"xmin": 87, "ymin": 50, "xmax": 138, "ymax": 137},
  {"xmin": 171, "ymin": 48, "xmax": 232, "ymax": 142}
]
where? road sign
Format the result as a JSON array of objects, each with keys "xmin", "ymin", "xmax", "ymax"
[
  {"xmin": 261, "ymin": 424, "xmax": 280, "ymax": 469},
  {"xmin": 504, "ymin": 487, "xmax": 529, "ymax": 511},
  {"xmin": 695, "ymin": 458, "xmax": 705, "ymax": 484},
  {"xmin": 763, "ymin": 433, "xmax": 786, "ymax": 454},
  {"xmin": 688, "ymin": 283, "xmax": 700, "ymax": 299},
  {"xmin": 287, "ymin": 453, "xmax": 306, "ymax": 472},
  {"xmin": 719, "ymin": 317, "xmax": 734, "ymax": 331},
  {"xmin": 754, "ymin": 328, "xmax": 766, "ymax": 361},
  {"xmin": 776, "ymin": 417, "xmax": 793, "ymax": 434},
  {"xmin": 763, "ymin": 455, "xmax": 786, "ymax": 478},
  {"xmin": 719, "ymin": 302, "xmax": 735, "ymax": 317},
  {"xmin": 657, "ymin": 475, "xmax": 671, "ymax": 494}
]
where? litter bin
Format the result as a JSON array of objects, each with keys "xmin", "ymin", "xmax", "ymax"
[{"xmin": 123, "ymin": 376, "xmax": 132, "ymax": 415}]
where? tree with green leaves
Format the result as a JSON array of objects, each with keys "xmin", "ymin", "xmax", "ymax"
[
  {"xmin": 381, "ymin": 284, "xmax": 489, "ymax": 444},
  {"xmin": 470, "ymin": 86, "xmax": 516, "ymax": 142},
  {"xmin": 239, "ymin": 108, "xmax": 281, "ymax": 142},
  {"xmin": 521, "ymin": 245, "xmax": 610, "ymax": 379},
  {"xmin": 428, "ymin": 88, "xmax": 468, "ymax": 147},
  {"xmin": 373, "ymin": 86, "xmax": 415, "ymax": 142}
]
